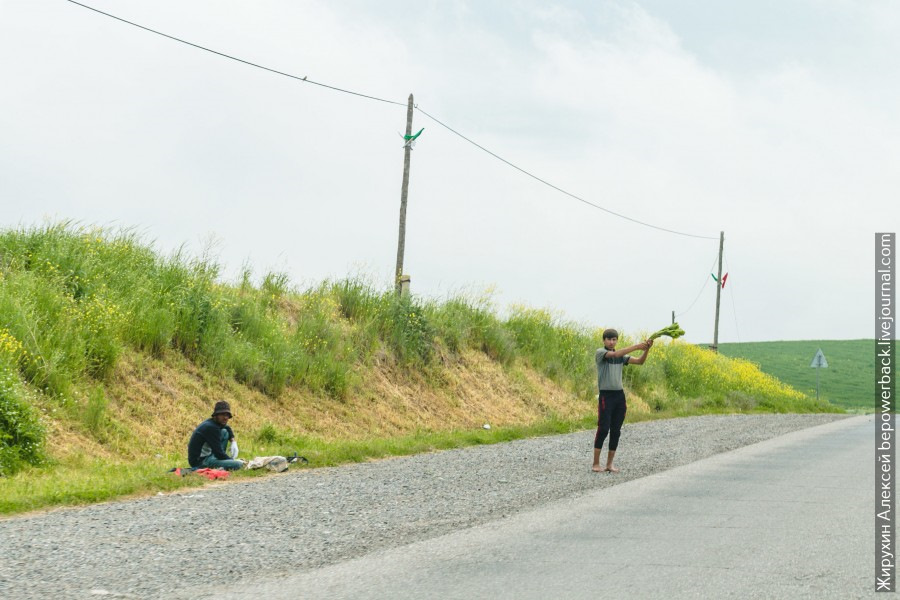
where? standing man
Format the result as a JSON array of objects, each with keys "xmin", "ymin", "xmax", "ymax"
[
  {"xmin": 188, "ymin": 401, "xmax": 243, "ymax": 470},
  {"xmin": 592, "ymin": 329, "xmax": 653, "ymax": 473}
]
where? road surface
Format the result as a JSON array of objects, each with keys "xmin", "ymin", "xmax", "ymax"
[{"xmin": 209, "ymin": 414, "xmax": 875, "ymax": 599}]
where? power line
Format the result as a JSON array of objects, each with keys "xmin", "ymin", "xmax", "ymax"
[
  {"xmin": 63, "ymin": 0, "xmax": 405, "ymax": 107},
  {"xmin": 675, "ymin": 254, "xmax": 720, "ymax": 318},
  {"xmin": 415, "ymin": 107, "xmax": 718, "ymax": 240},
  {"xmin": 724, "ymin": 254, "xmax": 742, "ymax": 343},
  {"xmin": 66, "ymin": 0, "xmax": 719, "ymax": 241}
]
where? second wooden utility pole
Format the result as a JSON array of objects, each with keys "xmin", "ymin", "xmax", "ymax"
[
  {"xmin": 394, "ymin": 93, "xmax": 414, "ymax": 295},
  {"xmin": 711, "ymin": 230, "xmax": 725, "ymax": 353}
]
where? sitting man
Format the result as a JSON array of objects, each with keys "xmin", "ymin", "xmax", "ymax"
[{"xmin": 188, "ymin": 401, "xmax": 244, "ymax": 470}]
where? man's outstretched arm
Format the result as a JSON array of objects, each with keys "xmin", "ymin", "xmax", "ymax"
[
  {"xmin": 627, "ymin": 339, "xmax": 654, "ymax": 365},
  {"xmin": 604, "ymin": 341, "xmax": 648, "ymax": 359}
]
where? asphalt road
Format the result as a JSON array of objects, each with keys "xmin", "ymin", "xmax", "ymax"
[{"xmin": 211, "ymin": 414, "xmax": 876, "ymax": 599}]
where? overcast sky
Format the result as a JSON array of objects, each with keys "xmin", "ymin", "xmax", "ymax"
[{"xmin": 2, "ymin": 0, "xmax": 897, "ymax": 343}]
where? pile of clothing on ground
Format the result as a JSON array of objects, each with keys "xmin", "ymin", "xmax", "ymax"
[{"xmin": 169, "ymin": 453, "xmax": 308, "ymax": 479}]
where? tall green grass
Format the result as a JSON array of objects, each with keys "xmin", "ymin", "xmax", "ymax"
[
  {"xmin": 0, "ymin": 224, "xmax": 648, "ymax": 410},
  {"xmin": 0, "ymin": 225, "xmax": 362, "ymax": 402},
  {"xmin": 0, "ymin": 223, "xmax": 838, "ymax": 478},
  {"xmin": 505, "ymin": 306, "xmax": 605, "ymax": 400},
  {"xmin": 0, "ymin": 363, "xmax": 44, "ymax": 476},
  {"xmin": 0, "ymin": 224, "xmax": 841, "ymax": 413}
]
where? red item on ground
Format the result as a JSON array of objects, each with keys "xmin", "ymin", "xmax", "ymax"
[{"xmin": 193, "ymin": 468, "xmax": 230, "ymax": 480}]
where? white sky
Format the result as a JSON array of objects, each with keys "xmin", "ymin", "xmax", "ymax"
[{"xmin": 1, "ymin": 0, "xmax": 897, "ymax": 343}]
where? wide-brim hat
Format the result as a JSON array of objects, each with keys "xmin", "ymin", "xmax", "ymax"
[{"xmin": 212, "ymin": 401, "xmax": 233, "ymax": 418}]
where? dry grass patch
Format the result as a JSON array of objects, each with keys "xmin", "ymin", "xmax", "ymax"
[{"xmin": 81, "ymin": 348, "xmax": 591, "ymax": 458}]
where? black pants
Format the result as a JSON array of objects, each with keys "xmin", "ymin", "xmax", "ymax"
[{"xmin": 594, "ymin": 390, "xmax": 626, "ymax": 451}]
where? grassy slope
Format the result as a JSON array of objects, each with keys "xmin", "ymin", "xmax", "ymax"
[
  {"xmin": 0, "ymin": 224, "xmax": 841, "ymax": 514},
  {"xmin": 718, "ymin": 340, "xmax": 873, "ymax": 410}
]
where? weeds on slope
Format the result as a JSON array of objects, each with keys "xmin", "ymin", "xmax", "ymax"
[{"xmin": 0, "ymin": 223, "xmax": 836, "ymax": 480}]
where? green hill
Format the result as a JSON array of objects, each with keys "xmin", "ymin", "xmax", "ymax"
[
  {"xmin": 0, "ymin": 223, "xmax": 839, "ymax": 514},
  {"xmin": 718, "ymin": 340, "xmax": 873, "ymax": 410}
]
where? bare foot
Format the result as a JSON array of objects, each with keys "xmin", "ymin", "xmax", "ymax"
[
  {"xmin": 592, "ymin": 465, "xmax": 608, "ymax": 473},
  {"xmin": 606, "ymin": 465, "xmax": 619, "ymax": 473}
]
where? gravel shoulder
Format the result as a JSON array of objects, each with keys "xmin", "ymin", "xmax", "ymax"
[{"xmin": 0, "ymin": 413, "xmax": 848, "ymax": 599}]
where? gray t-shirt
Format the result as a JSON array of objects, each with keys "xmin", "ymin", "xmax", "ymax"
[{"xmin": 595, "ymin": 347, "xmax": 630, "ymax": 391}]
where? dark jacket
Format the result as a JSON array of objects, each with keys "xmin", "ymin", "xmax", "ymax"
[{"xmin": 187, "ymin": 418, "xmax": 234, "ymax": 467}]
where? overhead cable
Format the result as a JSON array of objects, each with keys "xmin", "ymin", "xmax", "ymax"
[
  {"xmin": 415, "ymin": 107, "xmax": 718, "ymax": 240},
  {"xmin": 675, "ymin": 254, "xmax": 720, "ymax": 318},
  {"xmin": 66, "ymin": 0, "xmax": 719, "ymax": 240},
  {"xmin": 64, "ymin": 0, "xmax": 405, "ymax": 107},
  {"xmin": 724, "ymin": 254, "xmax": 742, "ymax": 343}
]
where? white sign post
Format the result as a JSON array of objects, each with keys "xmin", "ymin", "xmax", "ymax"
[{"xmin": 810, "ymin": 348, "xmax": 828, "ymax": 401}]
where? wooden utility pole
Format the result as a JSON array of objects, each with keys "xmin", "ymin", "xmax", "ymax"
[
  {"xmin": 711, "ymin": 230, "xmax": 725, "ymax": 352},
  {"xmin": 394, "ymin": 93, "xmax": 414, "ymax": 295}
]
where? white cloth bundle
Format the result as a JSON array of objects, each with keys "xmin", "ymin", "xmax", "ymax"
[{"xmin": 247, "ymin": 456, "xmax": 289, "ymax": 472}]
